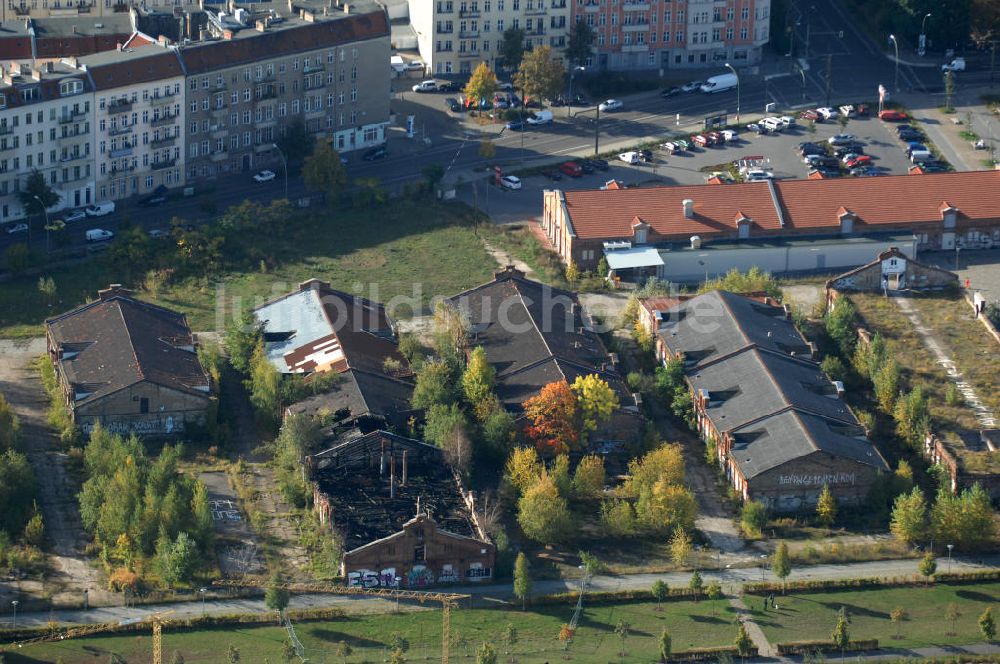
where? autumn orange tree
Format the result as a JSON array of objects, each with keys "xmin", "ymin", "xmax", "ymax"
[{"xmin": 522, "ymin": 381, "xmax": 579, "ymax": 455}]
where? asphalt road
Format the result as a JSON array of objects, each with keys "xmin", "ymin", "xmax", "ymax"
[{"xmin": 7, "ymin": 555, "xmax": 999, "ymax": 629}]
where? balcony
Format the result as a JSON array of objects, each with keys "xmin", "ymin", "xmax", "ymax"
[
  {"xmin": 525, "ymin": 27, "xmax": 546, "ymax": 36},
  {"xmin": 210, "ymin": 128, "xmax": 228, "ymax": 139},
  {"xmin": 109, "ymin": 147, "xmax": 133, "ymax": 159},
  {"xmin": 151, "ymin": 114, "xmax": 178, "ymax": 127},
  {"xmin": 437, "ymin": 26, "xmax": 454, "ymax": 33},
  {"xmin": 303, "ymin": 63, "xmax": 325, "ymax": 74},
  {"xmin": 58, "ymin": 131, "xmax": 89, "ymax": 143},
  {"xmin": 583, "ymin": 2, "xmax": 599, "ymax": 12},
  {"xmin": 211, "ymin": 106, "xmax": 229, "ymax": 119},
  {"xmin": 149, "ymin": 92, "xmax": 176, "ymax": 107},
  {"xmin": 459, "ymin": 8, "xmax": 479, "ymax": 17},
  {"xmin": 305, "ymin": 107, "xmax": 325, "ymax": 118},
  {"xmin": 109, "ymin": 164, "xmax": 135, "ymax": 175},
  {"xmin": 209, "ymin": 152, "xmax": 228, "ymax": 163},
  {"xmin": 151, "ymin": 157, "xmax": 177, "ymax": 170},
  {"xmin": 58, "ymin": 109, "xmax": 86, "ymax": 124},
  {"xmin": 622, "ymin": 0, "xmax": 649, "ymax": 8},
  {"xmin": 0, "ymin": 142, "xmax": 16, "ymax": 152},
  {"xmin": 525, "ymin": 7, "xmax": 547, "ymax": 15},
  {"xmin": 457, "ymin": 50, "xmax": 482, "ymax": 58},
  {"xmin": 254, "ymin": 72, "xmax": 275, "ymax": 83},
  {"xmin": 622, "ymin": 22, "xmax": 649, "ymax": 32},
  {"xmin": 256, "ymin": 87, "xmax": 278, "ymax": 101},
  {"xmin": 0, "ymin": 125, "xmax": 12, "ymax": 136},
  {"xmin": 620, "ymin": 43, "xmax": 649, "ymax": 52},
  {"xmin": 109, "ymin": 125, "xmax": 134, "ymax": 136},
  {"xmin": 459, "ymin": 29, "xmax": 479, "ymax": 38},
  {"xmin": 59, "ymin": 152, "xmax": 87, "ymax": 163},
  {"xmin": 107, "ymin": 100, "xmax": 132, "ymax": 114},
  {"xmin": 151, "ymin": 136, "xmax": 176, "ymax": 148}
]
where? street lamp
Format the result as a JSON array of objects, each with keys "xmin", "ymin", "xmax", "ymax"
[
  {"xmin": 30, "ymin": 194, "xmax": 50, "ymax": 250},
  {"xmin": 888, "ymin": 34, "xmax": 900, "ymax": 92},
  {"xmin": 270, "ymin": 142, "xmax": 289, "ymax": 201},
  {"xmin": 724, "ymin": 63, "xmax": 740, "ymax": 124},
  {"xmin": 571, "ymin": 104, "xmax": 602, "ymax": 156},
  {"xmin": 919, "ymin": 13, "xmax": 931, "ymax": 56},
  {"xmin": 566, "ymin": 65, "xmax": 585, "ymax": 117},
  {"xmin": 199, "ymin": 587, "xmax": 207, "ymax": 616},
  {"xmin": 11, "ymin": 600, "xmax": 18, "ymax": 629},
  {"xmin": 83, "ymin": 589, "xmax": 89, "ymax": 611},
  {"xmin": 947, "ymin": 544, "xmax": 954, "ymax": 573}
]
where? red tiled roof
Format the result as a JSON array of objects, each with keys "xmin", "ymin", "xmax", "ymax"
[
  {"xmin": 562, "ymin": 170, "xmax": 1000, "ymax": 241},
  {"xmin": 84, "ymin": 46, "xmax": 184, "ymax": 90}
]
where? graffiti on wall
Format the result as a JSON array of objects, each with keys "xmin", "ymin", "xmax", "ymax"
[
  {"xmin": 778, "ymin": 472, "xmax": 857, "ymax": 486},
  {"xmin": 407, "ymin": 565, "xmax": 435, "ymax": 587},
  {"xmin": 81, "ymin": 416, "xmax": 181, "ymax": 436},
  {"xmin": 347, "ymin": 568, "xmax": 398, "ymax": 588}
]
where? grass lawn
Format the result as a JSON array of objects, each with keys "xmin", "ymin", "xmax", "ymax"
[
  {"xmin": 480, "ymin": 223, "xmax": 568, "ymax": 288},
  {"xmin": 7, "ymin": 600, "xmax": 738, "ymax": 663},
  {"xmin": 750, "ymin": 581, "xmax": 1000, "ymax": 649},
  {"xmin": 0, "ymin": 200, "xmax": 496, "ymax": 338}
]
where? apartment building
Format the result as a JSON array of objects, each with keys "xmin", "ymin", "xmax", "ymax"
[
  {"xmin": 79, "ymin": 38, "xmax": 184, "ymax": 201},
  {"xmin": 576, "ymin": 0, "xmax": 770, "ymax": 70},
  {"xmin": 0, "ymin": 0, "xmax": 198, "ymax": 22},
  {"xmin": 409, "ymin": 0, "xmax": 571, "ymax": 76},
  {"xmin": 0, "ymin": 15, "xmax": 134, "ymax": 65},
  {"xmin": 178, "ymin": 0, "xmax": 390, "ymax": 178},
  {"xmin": 0, "ymin": 60, "xmax": 95, "ymax": 222}
]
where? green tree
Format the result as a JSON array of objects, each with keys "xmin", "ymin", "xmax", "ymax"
[
  {"xmin": 816, "ymin": 484, "xmax": 837, "ymax": 528},
  {"xmin": 706, "ymin": 581, "xmax": 723, "ymax": 614},
  {"xmin": 4, "ymin": 243, "xmax": 33, "ymax": 275},
  {"xmin": 890, "ymin": 606, "xmax": 907, "ymax": 640},
  {"xmin": 894, "ymin": 386, "xmax": 930, "ymax": 448},
  {"xmin": 265, "ymin": 574, "xmax": 290, "ymax": 618},
  {"xmin": 0, "ymin": 392, "xmax": 20, "ymax": 452},
  {"xmin": 302, "ymin": 141, "xmax": 348, "ymax": 203},
  {"xmin": 819, "ymin": 355, "xmax": 846, "ymax": 382},
  {"xmin": 740, "ymin": 500, "xmax": 768, "ymax": 537},
  {"xmin": 670, "ymin": 526, "xmax": 692, "ymax": 567},
  {"xmin": 614, "ymin": 619, "xmax": 630, "ymax": 658},
  {"xmin": 831, "ymin": 614, "xmax": 849, "ymax": 660},
  {"xmin": 23, "ymin": 504, "xmax": 44, "ymax": 546},
  {"xmin": 890, "ymin": 486, "xmax": 927, "ymax": 545},
  {"xmin": 37, "ymin": 276, "xmax": 57, "ymax": 307},
  {"xmin": 518, "ymin": 474, "xmax": 574, "ymax": 544},
  {"xmin": 946, "ymin": 602, "xmax": 961, "ymax": 636},
  {"xmin": 931, "ymin": 483, "xmax": 996, "ymax": 549},
  {"xmin": 658, "ymin": 627, "xmax": 672, "ymax": 662},
  {"xmin": 421, "ymin": 163, "xmax": 445, "ymax": 194},
  {"xmin": 224, "ymin": 309, "xmax": 264, "ymax": 375},
  {"xmin": 772, "ymin": 541, "xmax": 791, "ymax": 593},
  {"xmin": 462, "ymin": 346, "xmax": 496, "ymax": 411},
  {"xmin": 873, "ymin": 359, "xmax": 901, "ymax": 414},
  {"xmin": 572, "ymin": 454, "xmax": 605, "ymax": 501},
  {"xmin": 276, "ymin": 117, "xmax": 316, "ymax": 165},
  {"xmin": 505, "ymin": 446, "xmax": 543, "ymax": 494},
  {"xmin": 688, "ymin": 569, "xmax": 703, "ymax": 600},
  {"xmin": 18, "ymin": 169, "xmax": 60, "ymax": 220},
  {"xmin": 549, "ymin": 454, "xmax": 572, "ymax": 498},
  {"xmin": 227, "ymin": 644, "xmax": 241, "ymax": 664},
  {"xmin": 411, "ymin": 359, "xmax": 460, "ymax": 410},
  {"xmin": 515, "ymin": 45, "xmax": 566, "ymax": 102},
  {"xmin": 571, "ymin": 374, "xmax": 619, "ymax": 442},
  {"xmin": 0, "ymin": 449, "xmax": 37, "ymax": 537},
  {"xmin": 919, "ymin": 552, "xmax": 937, "ymax": 583},
  {"xmin": 389, "ymin": 632, "xmax": 409, "ymax": 653},
  {"xmin": 651, "ymin": 579, "xmax": 669, "ymax": 609},
  {"xmin": 248, "ymin": 341, "xmax": 282, "ymax": 422},
  {"xmin": 499, "ymin": 28, "xmax": 526, "ymax": 72},
  {"xmin": 980, "ymin": 607, "xmax": 996, "ymax": 646},
  {"xmin": 464, "ymin": 62, "xmax": 500, "ymax": 109},
  {"xmin": 159, "ymin": 532, "xmax": 198, "ymax": 586},
  {"xmin": 502, "ymin": 622, "xmax": 518, "ymax": 659},
  {"xmin": 423, "ymin": 403, "xmax": 469, "ymax": 449},
  {"xmin": 565, "ymin": 18, "xmax": 595, "ymax": 66},
  {"xmin": 513, "ymin": 551, "xmax": 532, "ymax": 609},
  {"xmin": 476, "ymin": 642, "xmax": 498, "ymax": 664},
  {"xmin": 824, "ymin": 297, "xmax": 857, "ymax": 356},
  {"xmin": 478, "ymin": 139, "xmax": 496, "ymax": 161},
  {"xmin": 735, "ymin": 623, "xmax": 754, "ymax": 663}
]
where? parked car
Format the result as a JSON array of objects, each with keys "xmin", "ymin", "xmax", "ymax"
[
  {"xmin": 905, "ymin": 142, "xmax": 929, "ymax": 155},
  {"xmin": 827, "ymin": 134, "xmax": 858, "ymax": 146},
  {"xmin": 673, "ymin": 139, "xmax": 690, "ymax": 151},
  {"xmin": 500, "ymin": 175, "xmax": 522, "ymax": 190},
  {"xmin": 942, "ymin": 57, "xmax": 966, "ymax": 72},
  {"xmin": 916, "ymin": 161, "xmax": 949, "ymax": 172},
  {"xmin": 745, "ymin": 169, "xmax": 774, "ymax": 181},
  {"xmin": 139, "ymin": 195, "xmax": 167, "ymax": 207},
  {"xmin": 85, "ymin": 201, "xmax": 116, "ymax": 216},
  {"xmin": 816, "ymin": 107, "xmax": 839, "ymax": 120},
  {"xmin": 437, "ymin": 81, "xmax": 457, "ymax": 93},
  {"xmin": 578, "ymin": 160, "xmax": 596, "ymax": 174},
  {"xmin": 253, "ymin": 170, "xmax": 276, "ymax": 182},
  {"xmin": 598, "ymin": 99, "xmax": 624, "ymax": 112},
  {"xmin": 707, "ymin": 131, "xmax": 724, "ymax": 145},
  {"xmin": 148, "ymin": 229, "xmax": 170, "ymax": 239},
  {"xmin": 559, "ymin": 161, "xmax": 583, "ymax": 177},
  {"xmin": 526, "ymin": 110, "xmax": 553, "ymax": 125},
  {"xmin": 618, "ymin": 151, "xmax": 641, "ymax": 164},
  {"xmin": 681, "ymin": 80, "xmax": 704, "ymax": 93},
  {"xmin": 898, "ymin": 130, "xmax": 924, "ymax": 142},
  {"xmin": 445, "ymin": 97, "xmax": 463, "ymax": 112},
  {"xmin": 661, "ymin": 141, "xmax": 679, "ymax": 153},
  {"xmin": 721, "ymin": 129, "xmax": 739, "ymax": 141},
  {"xmin": 799, "ymin": 143, "xmax": 825, "ymax": 156},
  {"xmin": 746, "ymin": 123, "xmax": 765, "ymax": 134},
  {"xmin": 411, "ymin": 80, "xmax": 438, "ymax": 93},
  {"xmin": 799, "ymin": 109, "xmax": 821, "ymax": 121},
  {"xmin": 761, "ymin": 117, "xmax": 784, "ymax": 133},
  {"xmin": 5, "ymin": 222, "xmax": 27, "ymax": 234},
  {"xmin": 362, "ymin": 146, "xmax": 388, "ymax": 161},
  {"xmin": 845, "ymin": 155, "xmax": 872, "ymax": 169},
  {"xmin": 879, "ymin": 109, "xmax": 908, "ymax": 121},
  {"xmin": 692, "ymin": 134, "xmax": 709, "ymax": 147},
  {"xmin": 661, "ymin": 86, "xmax": 682, "ymax": 98},
  {"xmin": 497, "ymin": 82, "xmax": 515, "ymax": 92},
  {"xmin": 85, "ymin": 228, "xmax": 114, "ymax": 241},
  {"xmin": 809, "ymin": 167, "xmax": 841, "ymax": 178},
  {"xmin": 505, "ymin": 120, "xmax": 525, "ymax": 131},
  {"xmin": 779, "ymin": 116, "xmax": 797, "ymax": 128},
  {"xmin": 63, "ymin": 209, "xmax": 87, "ymax": 223},
  {"xmin": 542, "ymin": 169, "xmax": 563, "ymax": 181},
  {"xmin": 839, "ymin": 105, "xmax": 857, "ymax": 118},
  {"xmin": 591, "ymin": 158, "xmax": 610, "ymax": 171}
]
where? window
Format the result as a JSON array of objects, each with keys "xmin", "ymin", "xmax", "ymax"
[{"xmin": 59, "ymin": 79, "xmax": 83, "ymax": 96}]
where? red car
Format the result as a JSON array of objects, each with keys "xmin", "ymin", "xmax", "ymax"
[
  {"xmin": 845, "ymin": 155, "xmax": 872, "ymax": 169},
  {"xmin": 707, "ymin": 131, "xmax": 724, "ymax": 145},
  {"xmin": 879, "ymin": 109, "xmax": 908, "ymax": 121},
  {"xmin": 559, "ymin": 161, "xmax": 583, "ymax": 177},
  {"xmin": 799, "ymin": 109, "xmax": 821, "ymax": 121},
  {"xmin": 692, "ymin": 134, "xmax": 709, "ymax": 147}
]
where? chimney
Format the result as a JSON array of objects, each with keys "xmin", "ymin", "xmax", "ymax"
[
  {"xmin": 401, "ymin": 450, "xmax": 408, "ymax": 486},
  {"xmin": 389, "ymin": 454, "xmax": 396, "ymax": 498},
  {"xmin": 782, "ymin": 303, "xmax": 792, "ymax": 319},
  {"xmin": 255, "ymin": 18, "xmax": 267, "ymax": 30},
  {"xmin": 689, "ymin": 235, "xmax": 702, "ymax": 249},
  {"xmin": 833, "ymin": 380, "xmax": 845, "ymax": 398},
  {"xmin": 342, "ymin": 2, "xmax": 350, "ymax": 12},
  {"xmin": 682, "ymin": 198, "xmax": 694, "ymax": 218},
  {"xmin": 808, "ymin": 341, "xmax": 818, "ymax": 358},
  {"xmin": 222, "ymin": 28, "xmax": 234, "ymax": 39}
]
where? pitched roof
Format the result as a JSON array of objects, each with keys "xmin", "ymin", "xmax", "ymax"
[
  {"xmin": 45, "ymin": 286, "xmax": 210, "ymax": 406},
  {"xmin": 449, "ymin": 267, "xmax": 631, "ymax": 411},
  {"xmin": 177, "ymin": 9, "xmax": 388, "ymax": 74},
  {"xmin": 284, "ymin": 368, "xmax": 415, "ymax": 429},
  {"xmin": 560, "ymin": 171, "xmax": 1000, "ymax": 241},
  {"xmin": 80, "ymin": 43, "xmax": 184, "ymax": 90}
]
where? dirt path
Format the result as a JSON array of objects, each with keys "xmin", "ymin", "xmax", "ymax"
[
  {"xmin": 0, "ymin": 338, "xmax": 108, "ymax": 608},
  {"xmin": 727, "ymin": 594, "xmax": 776, "ymax": 658}
]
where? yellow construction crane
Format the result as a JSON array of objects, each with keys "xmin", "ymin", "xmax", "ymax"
[
  {"xmin": 150, "ymin": 610, "xmax": 175, "ymax": 664},
  {"xmin": 213, "ymin": 578, "xmax": 469, "ymax": 664}
]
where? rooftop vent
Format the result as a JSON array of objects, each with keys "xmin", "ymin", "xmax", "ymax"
[{"xmin": 682, "ymin": 198, "xmax": 694, "ymax": 219}]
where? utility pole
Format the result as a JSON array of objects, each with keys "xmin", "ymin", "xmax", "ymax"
[
  {"xmin": 594, "ymin": 104, "xmax": 601, "ymax": 156},
  {"xmin": 825, "ymin": 54, "xmax": 833, "ymax": 107}
]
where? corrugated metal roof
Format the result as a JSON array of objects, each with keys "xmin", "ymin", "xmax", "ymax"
[{"xmin": 604, "ymin": 246, "xmax": 664, "ymax": 270}]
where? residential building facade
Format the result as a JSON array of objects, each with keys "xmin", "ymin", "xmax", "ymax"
[
  {"xmin": 576, "ymin": 0, "xmax": 771, "ymax": 70},
  {"xmin": 0, "ymin": 60, "xmax": 95, "ymax": 223},
  {"xmin": 79, "ymin": 38, "xmax": 184, "ymax": 202},
  {"xmin": 409, "ymin": 0, "xmax": 571, "ymax": 75},
  {"xmin": 0, "ymin": 0, "xmax": 197, "ymax": 22}
]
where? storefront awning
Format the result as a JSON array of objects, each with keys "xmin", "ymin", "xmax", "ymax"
[{"xmin": 604, "ymin": 247, "xmax": 664, "ymax": 270}]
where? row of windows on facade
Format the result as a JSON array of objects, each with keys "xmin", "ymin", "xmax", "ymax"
[
  {"xmin": 98, "ymin": 126, "xmax": 179, "ymax": 153},
  {"xmin": 582, "ymin": 9, "xmax": 756, "ymax": 25},
  {"xmin": 575, "ymin": 3, "xmax": 766, "ymax": 21},
  {"xmin": 0, "ymin": 157, "xmax": 89, "ymax": 180},
  {"xmin": 436, "ymin": 15, "xmax": 568, "ymax": 32},
  {"xmin": 575, "ymin": 46, "xmax": 748, "ymax": 68},
  {"xmin": 584, "ymin": 25, "xmax": 755, "ymax": 45},
  {"xmin": 189, "ymin": 89, "xmax": 357, "ymax": 117},
  {"xmin": 0, "ymin": 163, "xmax": 90, "ymax": 195},
  {"xmin": 188, "ymin": 76, "xmax": 356, "ymax": 110},
  {"xmin": 436, "ymin": 0, "xmax": 567, "ymax": 13},
  {"xmin": 0, "ymin": 100, "xmax": 89, "ymax": 128},
  {"xmin": 100, "ymin": 169, "xmax": 181, "ymax": 200},
  {"xmin": 99, "ymin": 84, "xmax": 181, "ymax": 110},
  {"xmin": 436, "ymin": 35, "xmax": 552, "ymax": 52},
  {"xmin": 98, "ymin": 107, "xmax": 179, "ymax": 132},
  {"xmin": 0, "ymin": 79, "xmax": 85, "ymax": 109},
  {"xmin": 186, "ymin": 48, "xmax": 361, "ymax": 92},
  {"xmin": 0, "ymin": 124, "xmax": 89, "ymax": 156},
  {"xmin": 6, "ymin": 0, "xmax": 176, "ymax": 8},
  {"xmin": 102, "ymin": 147, "xmax": 178, "ymax": 174}
]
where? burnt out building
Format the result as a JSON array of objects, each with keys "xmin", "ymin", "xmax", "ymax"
[
  {"xmin": 310, "ymin": 430, "xmax": 494, "ymax": 588},
  {"xmin": 657, "ymin": 290, "xmax": 889, "ymax": 512}
]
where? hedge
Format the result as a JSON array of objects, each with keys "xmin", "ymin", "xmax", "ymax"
[
  {"xmin": 532, "ymin": 587, "xmax": 702, "ymax": 606},
  {"xmin": 666, "ymin": 645, "xmax": 758, "ymax": 661},
  {"xmin": 744, "ymin": 570, "xmax": 1000, "ymax": 595},
  {"xmin": 776, "ymin": 639, "xmax": 878, "ymax": 655}
]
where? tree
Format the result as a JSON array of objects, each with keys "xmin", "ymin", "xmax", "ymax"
[
  {"xmin": 302, "ymin": 141, "xmax": 347, "ymax": 202},
  {"xmin": 815, "ymin": 484, "xmax": 837, "ymax": 529},
  {"xmin": 651, "ymin": 579, "xmax": 669, "ymax": 610},
  {"xmin": 523, "ymin": 381, "xmax": 579, "ymax": 455},
  {"xmin": 614, "ymin": 619, "xmax": 630, "ymax": 658},
  {"xmin": 740, "ymin": 500, "xmax": 768, "ymax": 537},
  {"xmin": 688, "ymin": 569, "xmax": 703, "ymax": 601},
  {"xmin": 499, "ymin": 28, "xmax": 526, "ymax": 72},
  {"xmin": 5, "ymin": 243, "xmax": 33, "ymax": 275},
  {"xmin": 571, "ymin": 374, "xmax": 619, "ymax": 443},
  {"xmin": 873, "ymin": 358, "xmax": 901, "ymax": 414},
  {"xmin": 0, "ymin": 450, "xmax": 37, "ymax": 537},
  {"xmin": 411, "ymin": 359, "xmax": 460, "ymax": 410},
  {"xmin": 464, "ymin": 62, "xmax": 499, "ymax": 109},
  {"xmin": 550, "ymin": 454, "xmax": 572, "ymax": 497},
  {"xmin": 945, "ymin": 602, "xmax": 961, "ymax": 636},
  {"xmin": 565, "ymin": 19, "xmax": 595, "ymax": 66},
  {"xmin": 734, "ymin": 623, "xmax": 754, "ymax": 663},
  {"xmin": 248, "ymin": 341, "xmax": 282, "ymax": 422},
  {"xmin": 159, "ymin": 532, "xmax": 198, "ymax": 586},
  {"xmin": 476, "ymin": 642, "xmax": 498, "ymax": 664},
  {"xmin": 772, "ymin": 541, "xmax": 791, "ymax": 593},
  {"xmin": 0, "ymin": 392, "xmax": 20, "ymax": 452},
  {"xmin": 931, "ymin": 483, "xmax": 996, "ymax": 549},
  {"xmin": 894, "ymin": 386, "xmax": 930, "ymax": 448},
  {"xmin": 23, "ymin": 505, "xmax": 44, "ymax": 546},
  {"xmin": 572, "ymin": 454, "xmax": 605, "ymax": 501},
  {"xmin": 515, "ymin": 45, "xmax": 566, "ymax": 103},
  {"xmin": 422, "ymin": 163, "xmax": 445, "ymax": 193},
  {"xmin": 463, "ymin": 346, "xmax": 496, "ymax": 411},
  {"xmin": 478, "ymin": 139, "xmax": 496, "ymax": 161},
  {"xmin": 505, "ymin": 446, "xmax": 542, "ymax": 494},
  {"xmin": 706, "ymin": 581, "xmax": 723, "ymax": 615},
  {"xmin": 389, "ymin": 632, "xmax": 410, "ymax": 653},
  {"xmin": 513, "ymin": 551, "xmax": 532, "ymax": 609},
  {"xmin": 890, "ymin": 486, "xmax": 927, "ymax": 545},
  {"xmin": 670, "ymin": 526, "xmax": 692, "ymax": 567},
  {"xmin": 518, "ymin": 473, "xmax": 574, "ymax": 544},
  {"xmin": 224, "ymin": 309, "xmax": 264, "ymax": 375},
  {"xmin": 37, "ymin": 276, "xmax": 57, "ymax": 308},
  {"xmin": 831, "ymin": 613, "xmax": 849, "ymax": 660},
  {"xmin": 919, "ymin": 553, "xmax": 937, "ymax": 584},
  {"xmin": 658, "ymin": 628, "xmax": 672, "ymax": 662},
  {"xmin": 265, "ymin": 575, "xmax": 290, "ymax": 619},
  {"xmin": 426, "ymin": 405, "xmax": 472, "ymax": 473},
  {"xmin": 565, "ymin": 260, "xmax": 580, "ymax": 284},
  {"xmin": 824, "ymin": 297, "xmax": 857, "ymax": 356},
  {"xmin": 980, "ymin": 607, "xmax": 996, "ymax": 647},
  {"xmin": 277, "ymin": 117, "xmax": 316, "ymax": 165},
  {"xmin": 890, "ymin": 606, "xmax": 907, "ymax": 640},
  {"xmin": 944, "ymin": 70, "xmax": 956, "ymax": 113},
  {"xmin": 227, "ymin": 644, "xmax": 241, "ymax": 664},
  {"xmin": 18, "ymin": 169, "xmax": 60, "ymax": 219},
  {"xmin": 502, "ymin": 623, "xmax": 518, "ymax": 659}
]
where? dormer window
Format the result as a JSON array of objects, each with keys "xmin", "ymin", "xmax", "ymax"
[
  {"xmin": 59, "ymin": 79, "xmax": 84, "ymax": 97},
  {"xmin": 21, "ymin": 86, "xmax": 38, "ymax": 102}
]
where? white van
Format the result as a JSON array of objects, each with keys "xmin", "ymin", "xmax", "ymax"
[
  {"xmin": 761, "ymin": 117, "xmax": 784, "ymax": 133},
  {"xmin": 86, "ymin": 228, "xmax": 114, "ymax": 242},
  {"xmin": 910, "ymin": 149, "xmax": 933, "ymax": 162},
  {"xmin": 526, "ymin": 110, "xmax": 553, "ymax": 125},
  {"xmin": 85, "ymin": 201, "xmax": 115, "ymax": 217},
  {"xmin": 390, "ymin": 55, "xmax": 406, "ymax": 74},
  {"xmin": 700, "ymin": 72, "xmax": 738, "ymax": 94}
]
